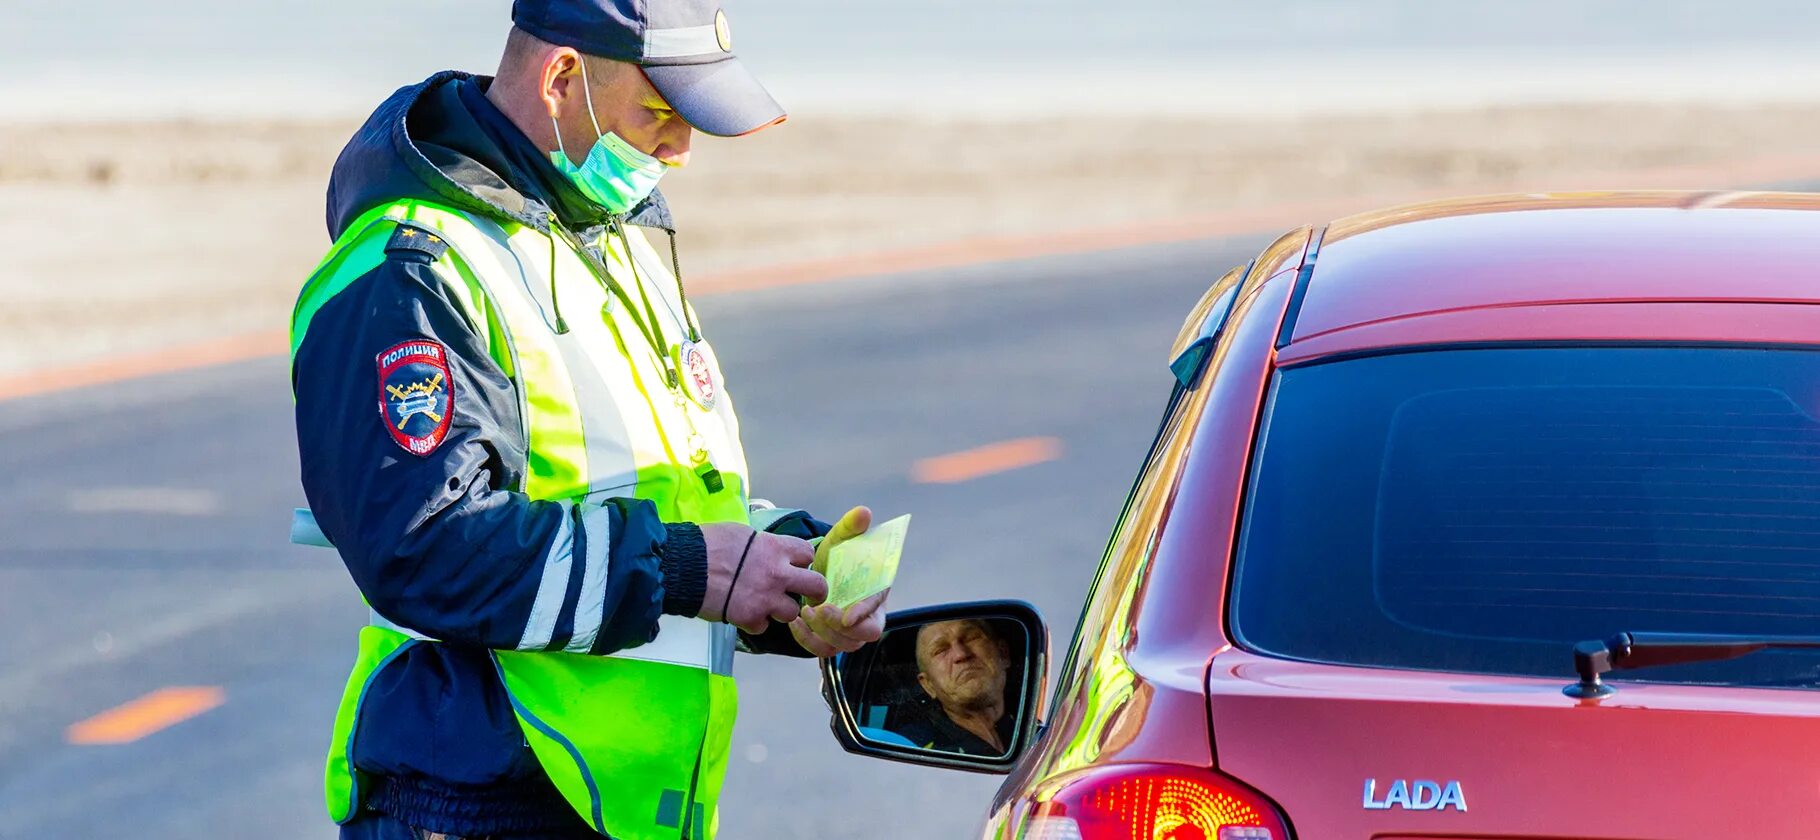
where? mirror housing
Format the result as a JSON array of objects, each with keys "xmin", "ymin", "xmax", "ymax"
[{"xmin": 820, "ymin": 599, "xmax": 1047, "ymax": 774}]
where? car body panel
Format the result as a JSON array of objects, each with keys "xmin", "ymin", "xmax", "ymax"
[
  {"xmin": 1139, "ymin": 267, "xmax": 1299, "ymax": 659},
  {"xmin": 983, "ymin": 191, "xmax": 1820, "ymax": 839},
  {"xmin": 1279, "ymin": 300, "xmax": 1820, "ymax": 366},
  {"xmin": 1292, "ymin": 192, "xmax": 1820, "ymax": 348},
  {"xmin": 988, "ymin": 255, "xmax": 1307, "ymax": 821},
  {"xmin": 1251, "ymin": 225, "xmax": 1317, "ymax": 287},
  {"xmin": 1206, "ymin": 650, "xmax": 1820, "ymax": 838}
]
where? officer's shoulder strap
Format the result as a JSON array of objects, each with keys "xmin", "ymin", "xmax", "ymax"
[
  {"xmin": 371, "ymin": 206, "xmax": 519, "ymax": 375},
  {"xmin": 383, "ymin": 222, "xmax": 451, "ymax": 263},
  {"xmin": 293, "ymin": 204, "xmax": 474, "ymax": 359}
]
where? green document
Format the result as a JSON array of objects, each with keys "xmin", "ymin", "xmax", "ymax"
[{"xmin": 825, "ymin": 514, "xmax": 910, "ymax": 608}]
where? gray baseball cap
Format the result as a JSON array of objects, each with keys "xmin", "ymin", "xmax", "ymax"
[{"xmin": 511, "ymin": 0, "xmax": 786, "ymax": 137}]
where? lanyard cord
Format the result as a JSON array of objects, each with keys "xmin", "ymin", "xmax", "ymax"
[
  {"xmin": 666, "ymin": 230, "xmax": 701, "ymax": 342},
  {"xmin": 609, "ymin": 223, "xmax": 716, "ymax": 470},
  {"xmin": 574, "ymin": 218, "xmax": 720, "ymax": 477},
  {"xmin": 545, "ymin": 212, "xmax": 570, "ymax": 334},
  {"xmin": 546, "ymin": 214, "xmax": 681, "ymax": 389},
  {"xmin": 607, "ymin": 217, "xmax": 680, "ymax": 388}
]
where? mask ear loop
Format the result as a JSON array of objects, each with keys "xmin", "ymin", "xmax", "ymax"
[
  {"xmin": 546, "ymin": 66, "xmax": 569, "ymax": 167},
  {"xmin": 541, "ymin": 56, "xmax": 599, "ymax": 335},
  {"xmin": 577, "ymin": 58, "xmax": 607, "ymax": 141},
  {"xmin": 548, "ymin": 112, "xmax": 569, "ymax": 165},
  {"xmin": 547, "ymin": 53, "xmax": 606, "ymax": 166}
]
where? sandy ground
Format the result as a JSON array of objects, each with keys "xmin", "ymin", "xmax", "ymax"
[{"xmin": 6, "ymin": 102, "xmax": 1820, "ymax": 377}]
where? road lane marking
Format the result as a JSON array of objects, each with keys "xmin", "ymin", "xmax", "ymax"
[
  {"xmin": 0, "ymin": 586, "xmax": 309, "ymax": 708},
  {"xmin": 0, "ymin": 329, "xmax": 286, "ymax": 403},
  {"xmin": 66, "ymin": 686, "xmax": 226, "ymax": 745},
  {"xmin": 66, "ymin": 487, "xmax": 224, "ymax": 516},
  {"xmin": 6, "ymin": 150, "xmax": 1820, "ymax": 406},
  {"xmin": 912, "ymin": 437, "xmax": 1062, "ymax": 484}
]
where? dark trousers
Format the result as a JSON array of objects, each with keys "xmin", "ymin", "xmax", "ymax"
[{"xmin": 340, "ymin": 811, "xmax": 601, "ymax": 840}]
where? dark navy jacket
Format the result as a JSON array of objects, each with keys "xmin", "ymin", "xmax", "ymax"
[{"xmin": 295, "ymin": 72, "xmax": 819, "ymax": 837}]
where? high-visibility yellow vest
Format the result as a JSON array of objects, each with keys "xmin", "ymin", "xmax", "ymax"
[{"xmin": 293, "ymin": 198, "xmax": 753, "ymax": 839}]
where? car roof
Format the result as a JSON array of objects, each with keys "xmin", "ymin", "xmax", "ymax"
[{"xmin": 1281, "ymin": 191, "xmax": 1820, "ymax": 358}]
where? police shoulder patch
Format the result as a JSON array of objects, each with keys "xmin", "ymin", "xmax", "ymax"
[
  {"xmin": 377, "ymin": 340, "xmax": 454, "ymax": 456},
  {"xmin": 384, "ymin": 223, "xmax": 449, "ymax": 262}
]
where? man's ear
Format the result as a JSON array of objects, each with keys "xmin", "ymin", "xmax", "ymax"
[
  {"xmin": 917, "ymin": 671, "xmax": 935, "ymax": 697},
  {"xmin": 540, "ymin": 47, "xmax": 583, "ymax": 117}
]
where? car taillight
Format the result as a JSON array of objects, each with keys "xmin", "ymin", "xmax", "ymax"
[{"xmin": 1012, "ymin": 764, "xmax": 1293, "ymax": 840}]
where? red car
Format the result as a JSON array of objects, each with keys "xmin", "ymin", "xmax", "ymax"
[{"xmin": 823, "ymin": 191, "xmax": 1820, "ymax": 839}]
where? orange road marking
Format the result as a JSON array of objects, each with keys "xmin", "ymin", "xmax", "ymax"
[
  {"xmin": 6, "ymin": 150, "xmax": 1820, "ymax": 406},
  {"xmin": 913, "ymin": 437, "xmax": 1063, "ymax": 484},
  {"xmin": 66, "ymin": 686, "xmax": 226, "ymax": 745},
  {"xmin": 0, "ymin": 329, "xmax": 287, "ymax": 403}
]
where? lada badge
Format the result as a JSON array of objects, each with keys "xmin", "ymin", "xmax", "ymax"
[{"xmin": 1362, "ymin": 779, "xmax": 1468, "ymax": 812}]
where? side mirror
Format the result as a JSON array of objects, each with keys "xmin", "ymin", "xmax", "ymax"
[{"xmin": 820, "ymin": 600, "xmax": 1047, "ymax": 774}]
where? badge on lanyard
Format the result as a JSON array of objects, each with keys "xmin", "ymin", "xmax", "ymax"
[{"xmin": 677, "ymin": 340, "xmax": 718, "ymax": 411}]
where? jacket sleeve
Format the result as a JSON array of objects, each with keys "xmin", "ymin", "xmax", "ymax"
[
  {"xmin": 293, "ymin": 233, "xmax": 708, "ymax": 654},
  {"xmin": 735, "ymin": 507, "xmax": 832, "ymax": 657}
]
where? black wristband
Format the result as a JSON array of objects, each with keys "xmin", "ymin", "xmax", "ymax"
[
  {"xmin": 720, "ymin": 529, "xmax": 760, "ymax": 624},
  {"xmin": 658, "ymin": 523, "xmax": 708, "ymax": 616}
]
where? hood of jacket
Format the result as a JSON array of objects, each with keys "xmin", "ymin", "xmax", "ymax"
[{"xmin": 324, "ymin": 70, "xmax": 674, "ymax": 241}]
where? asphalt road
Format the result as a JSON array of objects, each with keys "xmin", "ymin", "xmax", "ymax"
[{"xmin": 0, "ymin": 232, "xmax": 1262, "ymax": 839}]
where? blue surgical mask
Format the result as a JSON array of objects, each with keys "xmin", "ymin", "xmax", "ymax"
[{"xmin": 549, "ymin": 59, "xmax": 668, "ymax": 214}]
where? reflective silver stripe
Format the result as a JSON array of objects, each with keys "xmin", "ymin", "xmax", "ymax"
[
  {"xmin": 411, "ymin": 218, "xmax": 533, "ymax": 464},
  {"xmin": 371, "ymin": 608, "xmax": 437, "ymax": 641},
  {"xmin": 711, "ymin": 624, "xmax": 736, "ymax": 676},
  {"xmin": 611, "ymin": 615, "xmax": 715, "ymax": 670},
  {"xmin": 455, "ymin": 211, "xmax": 640, "ymax": 500},
  {"xmin": 564, "ymin": 504, "xmax": 616, "ymax": 653},
  {"xmin": 561, "ymin": 330, "xmax": 640, "ymax": 501},
  {"xmin": 517, "ymin": 503, "xmax": 577, "ymax": 651},
  {"xmin": 420, "ymin": 210, "xmax": 722, "ymax": 672},
  {"xmin": 644, "ymin": 25, "xmax": 723, "ymax": 59}
]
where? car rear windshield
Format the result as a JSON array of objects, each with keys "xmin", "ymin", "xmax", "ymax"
[{"xmin": 1231, "ymin": 346, "xmax": 1820, "ymax": 690}]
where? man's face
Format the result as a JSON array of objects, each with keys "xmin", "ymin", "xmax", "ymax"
[
  {"xmin": 552, "ymin": 53, "xmax": 692, "ymax": 168},
  {"xmin": 914, "ymin": 620, "xmax": 1009, "ymax": 711}
]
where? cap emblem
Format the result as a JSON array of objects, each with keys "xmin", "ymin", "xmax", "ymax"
[{"xmin": 714, "ymin": 9, "xmax": 732, "ymax": 52}]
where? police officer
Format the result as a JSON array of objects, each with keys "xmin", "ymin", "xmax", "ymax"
[{"xmin": 291, "ymin": 2, "xmax": 889, "ymax": 838}]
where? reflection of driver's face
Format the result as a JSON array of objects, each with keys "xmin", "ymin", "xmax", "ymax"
[{"xmin": 914, "ymin": 619, "xmax": 1009, "ymax": 711}]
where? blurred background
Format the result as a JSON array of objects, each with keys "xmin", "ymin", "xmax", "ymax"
[{"xmin": 2, "ymin": 1, "xmax": 1819, "ymax": 837}]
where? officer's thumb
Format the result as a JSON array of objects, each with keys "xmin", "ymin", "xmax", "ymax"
[{"xmin": 815, "ymin": 506, "xmax": 872, "ymax": 574}]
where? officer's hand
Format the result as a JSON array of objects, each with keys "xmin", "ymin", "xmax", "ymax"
[
  {"xmin": 792, "ymin": 507, "xmax": 889, "ymax": 657},
  {"xmin": 698, "ymin": 523, "xmax": 829, "ymax": 634},
  {"xmin": 810, "ymin": 505, "xmax": 871, "ymax": 578},
  {"xmin": 790, "ymin": 588, "xmax": 889, "ymax": 658}
]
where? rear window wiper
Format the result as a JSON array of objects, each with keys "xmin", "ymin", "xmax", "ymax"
[{"xmin": 1565, "ymin": 631, "xmax": 1820, "ymax": 698}]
